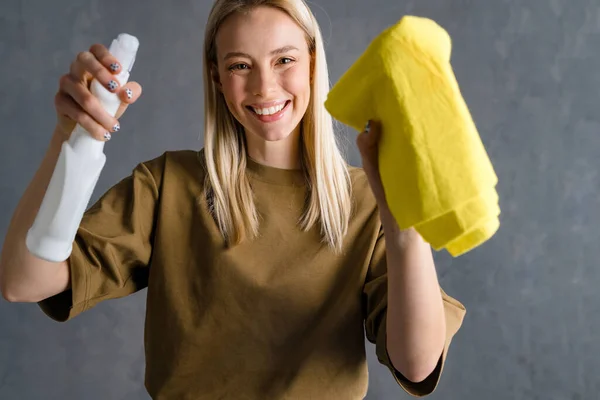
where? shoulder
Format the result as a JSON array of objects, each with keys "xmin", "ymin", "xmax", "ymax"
[
  {"xmin": 347, "ymin": 164, "xmax": 379, "ymax": 218},
  {"xmin": 138, "ymin": 149, "xmax": 206, "ymax": 189}
]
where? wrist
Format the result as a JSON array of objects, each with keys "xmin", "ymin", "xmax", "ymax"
[
  {"xmin": 49, "ymin": 126, "xmax": 68, "ymax": 153},
  {"xmin": 379, "ymin": 208, "xmax": 422, "ymax": 246},
  {"xmin": 377, "ymin": 203, "xmax": 395, "ymax": 223}
]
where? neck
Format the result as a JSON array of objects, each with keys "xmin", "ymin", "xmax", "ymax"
[{"xmin": 245, "ymin": 127, "xmax": 302, "ymax": 170}]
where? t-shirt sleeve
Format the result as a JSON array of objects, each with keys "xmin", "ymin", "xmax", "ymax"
[
  {"xmin": 37, "ymin": 159, "xmax": 161, "ymax": 322},
  {"xmin": 362, "ymin": 225, "xmax": 466, "ymax": 397}
]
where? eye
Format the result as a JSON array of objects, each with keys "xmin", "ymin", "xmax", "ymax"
[
  {"xmin": 278, "ymin": 57, "xmax": 295, "ymax": 65},
  {"xmin": 228, "ymin": 63, "xmax": 249, "ymax": 71}
]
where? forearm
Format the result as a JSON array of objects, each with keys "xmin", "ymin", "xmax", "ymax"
[
  {"xmin": 0, "ymin": 128, "xmax": 70, "ymax": 300},
  {"xmin": 380, "ymin": 208, "xmax": 446, "ymax": 383}
]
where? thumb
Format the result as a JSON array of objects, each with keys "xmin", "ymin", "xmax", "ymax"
[
  {"xmin": 115, "ymin": 102, "xmax": 129, "ymax": 120},
  {"xmin": 356, "ymin": 120, "xmax": 381, "ymax": 156},
  {"xmin": 115, "ymin": 81, "xmax": 142, "ymax": 119}
]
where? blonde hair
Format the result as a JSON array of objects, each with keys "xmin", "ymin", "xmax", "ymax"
[{"xmin": 203, "ymin": 0, "xmax": 351, "ymax": 252}]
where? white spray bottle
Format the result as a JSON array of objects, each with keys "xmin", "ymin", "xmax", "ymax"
[{"xmin": 26, "ymin": 33, "xmax": 140, "ymax": 263}]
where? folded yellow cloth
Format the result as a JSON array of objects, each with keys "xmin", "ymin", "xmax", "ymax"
[{"xmin": 324, "ymin": 15, "xmax": 500, "ymax": 256}]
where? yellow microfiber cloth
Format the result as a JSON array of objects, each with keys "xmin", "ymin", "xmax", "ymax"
[{"xmin": 324, "ymin": 15, "xmax": 500, "ymax": 256}]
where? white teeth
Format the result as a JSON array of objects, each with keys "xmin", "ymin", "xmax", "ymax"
[{"xmin": 252, "ymin": 102, "xmax": 286, "ymax": 115}]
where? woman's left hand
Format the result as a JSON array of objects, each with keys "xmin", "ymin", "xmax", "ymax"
[{"xmin": 356, "ymin": 120, "xmax": 390, "ymax": 212}]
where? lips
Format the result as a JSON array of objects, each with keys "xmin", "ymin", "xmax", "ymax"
[
  {"xmin": 246, "ymin": 100, "xmax": 290, "ymax": 116},
  {"xmin": 246, "ymin": 100, "xmax": 291, "ymax": 123}
]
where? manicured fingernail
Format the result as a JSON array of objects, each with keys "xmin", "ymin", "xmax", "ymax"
[
  {"xmin": 365, "ymin": 120, "xmax": 371, "ymax": 133},
  {"xmin": 104, "ymin": 132, "xmax": 112, "ymax": 141},
  {"xmin": 112, "ymin": 123, "xmax": 120, "ymax": 132},
  {"xmin": 110, "ymin": 63, "xmax": 120, "ymax": 72},
  {"xmin": 125, "ymin": 88, "xmax": 133, "ymax": 99},
  {"xmin": 107, "ymin": 80, "xmax": 118, "ymax": 91}
]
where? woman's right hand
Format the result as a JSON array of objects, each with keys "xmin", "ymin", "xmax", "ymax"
[{"xmin": 54, "ymin": 43, "xmax": 143, "ymax": 141}]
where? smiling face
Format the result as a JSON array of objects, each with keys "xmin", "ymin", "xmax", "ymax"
[{"xmin": 214, "ymin": 6, "xmax": 312, "ymax": 143}]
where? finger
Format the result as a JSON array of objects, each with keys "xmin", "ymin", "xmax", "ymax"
[
  {"xmin": 55, "ymin": 92, "xmax": 113, "ymax": 141},
  {"xmin": 118, "ymin": 81, "xmax": 142, "ymax": 104},
  {"xmin": 68, "ymin": 58, "xmax": 92, "ymax": 83},
  {"xmin": 115, "ymin": 81, "xmax": 142, "ymax": 119},
  {"xmin": 365, "ymin": 120, "xmax": 381, "ymax": 144},
  {"xmin": 114, "ymin": 103, "xmax": 129, "ymax": 122},
  {"xmin": 89, "ymin": 43, "xmax": 123, "ymax": 75},
  {"xmin": 59, "ymin": 74, "xmax": 121, "ymax": 133},
  {"xmin": 356, "ymin": 120, "xmax": 376, "ymax": 154},
  {"xmin": 71, "ymin": 49, "xmax": 121, "ymax": 93}
]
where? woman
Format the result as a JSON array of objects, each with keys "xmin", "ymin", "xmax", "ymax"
[{"xmin": 0, "ymin": 0, "xmax": 466, "ymax": 398}]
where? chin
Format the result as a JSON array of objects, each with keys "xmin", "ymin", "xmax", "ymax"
[{"xmin": 259, "ymin": 127, "xmax": 297, "ymax": 142}]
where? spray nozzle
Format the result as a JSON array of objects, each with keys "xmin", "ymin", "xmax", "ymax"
[{"xmin": 110, "ymin": 33, "xmax": 140, "ymax": 73}]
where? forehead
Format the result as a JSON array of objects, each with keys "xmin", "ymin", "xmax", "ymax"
[{"xmin": 215, "ymin": 6, "xmax": 308, "ymax": 56}]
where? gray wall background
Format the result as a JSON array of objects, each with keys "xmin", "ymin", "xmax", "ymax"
[{"xmin": 0, "ymin": 0, "xmax": 598, "ymax": 399}]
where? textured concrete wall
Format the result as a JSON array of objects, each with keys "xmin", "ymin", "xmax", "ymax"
[{"xmin": 1, "ymin": 0, "xmax": 598, "ymax": 399}]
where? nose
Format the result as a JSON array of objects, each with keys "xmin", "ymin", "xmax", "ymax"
[{"xmin": 248, "ymin": 65, "xmax": 277, "ymax": 97}]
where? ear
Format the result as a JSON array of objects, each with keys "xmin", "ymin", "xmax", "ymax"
[{"xmin": 211, "ymin": 64, "xmax": 222, "ymax": 92}]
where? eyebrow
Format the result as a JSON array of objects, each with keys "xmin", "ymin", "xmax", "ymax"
[{"xmin": 223, "ymin": 45, "xmax": 300, "ymax": 61}]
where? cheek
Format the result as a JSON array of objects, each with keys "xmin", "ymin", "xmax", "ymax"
[
  {"xmin": 220, "ymin": 76, "xmax": 246, "ymax": 110},
  {"xmin": 283, "ymin": 65, "xmax": 311, "ymax": 103}
]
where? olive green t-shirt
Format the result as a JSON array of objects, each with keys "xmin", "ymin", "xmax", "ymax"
[{"xmin": 38, "ymin": 149, "xmax": 465, "ymax": 399}]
